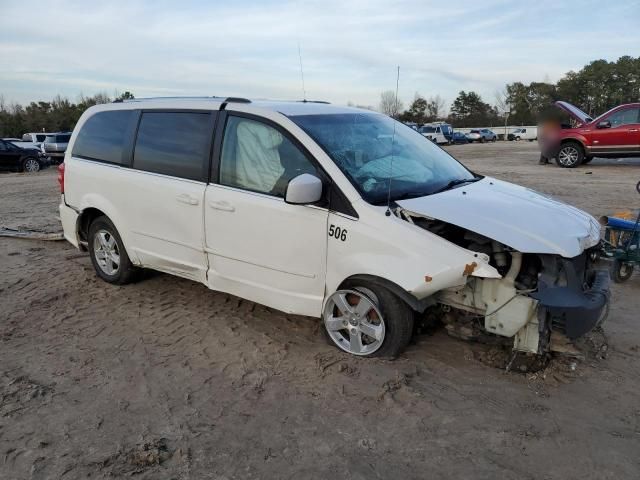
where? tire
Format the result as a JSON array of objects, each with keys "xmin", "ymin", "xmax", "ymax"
[
  {"xmin": 582, "ymin": 156, "xmax": 594, "ymax": 164},
  {"xmin": 515, "ymin": 136, "xmax": 521, "ymax": 141},
  {"xmin": 22, "ymin": 157, "xmax": 41, "ymax": 173},
  {"xmin": 555, "ymin": 141, "xmax": 584, "ymax": 168},
  {"xmin": 88, "ymin": 216, "xmax": 139, "ymax": 285},
  {"xmin": 480, "ymin": 137, "xmax": 485, "ymax": 143},
  {"xmin": 611, "ymin": 259, "xmax": 634, "ymax": 283},
  {"xmin": 322, "ymin": 280, "xmax": 414, "ymax": 358}
]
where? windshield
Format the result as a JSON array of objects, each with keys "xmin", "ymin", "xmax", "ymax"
[{"xmin": 290, "ymin": 113, "xmax": 475, "ymax": 205}]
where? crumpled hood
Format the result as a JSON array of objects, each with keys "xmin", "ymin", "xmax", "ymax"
[{"xmin": 397, "ymin": 177, "xmax": 601, "ymax": 258}]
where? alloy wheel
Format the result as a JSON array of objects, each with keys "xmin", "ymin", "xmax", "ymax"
[
  {"xmin": 558, "ymin": 146, "xmax": 580, "ymax": 167},
  {"xmin": 323, "ymin": 288, "xmax": 386, "ymax": 356},
  {"xmin": 23, "ymin": 158, "xmax": 40, "ymax": 172},
  {"xmin": 93, "ymin": 229, "xmax": 120, "ymax": 276}
]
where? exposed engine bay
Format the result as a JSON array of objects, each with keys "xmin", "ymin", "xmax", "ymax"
[{"xmin": 396, "ymin": 207, "xmax": 610, "ymax": 356}]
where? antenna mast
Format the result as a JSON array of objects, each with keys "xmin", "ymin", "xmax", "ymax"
[
  {"xmin": 385, "ymin": 66, "xmax": 400, "ymax": 216},
  {"xmin": 297, "ymin": 42, "xmax": 307, "ymax": 101}
]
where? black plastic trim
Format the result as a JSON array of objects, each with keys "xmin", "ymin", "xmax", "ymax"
[{"xmin": 344, "ymin": 274, "xmax": 434, "ymax": 313}]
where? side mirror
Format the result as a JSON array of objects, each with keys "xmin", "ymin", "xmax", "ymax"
[
  {"xmin": 285, "ymin": 173, "xmax": 323, "ymax": 205},
  {"xmin": 596, "ymin": 120, "xmax": 611, "ymax": 129}
]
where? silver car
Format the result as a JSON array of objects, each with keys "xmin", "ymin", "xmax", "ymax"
[
  {"xmin": 41, "ymin": 132, "xmax": 71, "ymax": 163},
  {"xmin": 466, "ymin": 129, "xmax": 497, "ymax": 143}
]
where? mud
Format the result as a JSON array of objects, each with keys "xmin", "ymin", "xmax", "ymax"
[{"xmin": 1, "ymin": 142, "xmax": 639, "ymax": 479}]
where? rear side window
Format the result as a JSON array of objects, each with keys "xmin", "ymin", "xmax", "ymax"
[
  {"xmin": 133, "ymin": 112, "xmax": 213, "ymax": 181},
  {"xmin": 57, "ymin": 134, "xmax": 71, "ymax": 143},
  {"xmin": 72, "ymin": 110, "xmax": 137, "ymax": 164}
]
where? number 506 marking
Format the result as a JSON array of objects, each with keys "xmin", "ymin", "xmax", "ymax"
[{"xmin": 328, "ymin": 224, "xmax": 347, "ymax": 242}]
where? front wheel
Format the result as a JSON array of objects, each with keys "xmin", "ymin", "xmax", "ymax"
[
  {"xmin": 22, "ymin": 157, "xmax": 40, "ymax": 173},
  {"xmin": 611, "ymin": 259, "xmax": 634, "ymax": 283},
  {"xmin": 88, "ymin": 216, "xmax": 139, "ymax": 284},
  {"xmin": 323, "ymin": 282, "xmax": 414, "ymax": 358},
  {"xmin": 556, "ymin": 142, "xmax": 584, "ymax": 168}
]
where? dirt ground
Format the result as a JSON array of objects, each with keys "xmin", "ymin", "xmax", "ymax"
[{"xmin": 1, "ymin": 142, "xmax": 639, "ymax": 479}]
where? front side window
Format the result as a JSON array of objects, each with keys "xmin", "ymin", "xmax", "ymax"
[
  {"xmin": 133, "ymin": 112, "xmax": 213, "ymax": 181},
  {"xmin": 219, "ymin": 116, "xmax": 318, "ymax": 197},
  {"xmin": 72, "ymin": 110, "xmax": 137, "ymax": 164},
  {"xmin": 57, "ymin": 135, "xmax": 71, "ymax": 143},
  {"xmin": 291, "ymin": 113, "xmax": 475, "ymax": 205},
  {"xmin": 36, "ymin": 134, "xmax": 46, "ymax": 142},
  {"xmin": 606, "ymin": 107, "xmax": 640, "ymax": 127}
]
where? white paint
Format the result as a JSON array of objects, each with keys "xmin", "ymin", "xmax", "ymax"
[
  {"xmin": 60, "ymin": 98, "xmax": 603, "ymax": 353},
  {"xmin": 397, "ymin": 177, "xmax": 601, "ymax": 258}
]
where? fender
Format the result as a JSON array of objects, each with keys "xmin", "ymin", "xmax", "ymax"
[
  {"xmin": 77, "ymin": 193, "xmax": 140, "ymax": 264},
  {"xmin": 340, "ymin": 274, "xmax": 436, "ymax": 313}
]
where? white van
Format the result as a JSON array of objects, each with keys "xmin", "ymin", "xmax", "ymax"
[
  {"xmin": 418, "ymin": 123, "xmax": 452, "ymax": 145},
  {"xmin": 59, "ymin": 97, "xmax": 609, "ymax": 358}
]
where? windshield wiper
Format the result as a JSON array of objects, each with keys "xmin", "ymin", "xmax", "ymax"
[{"xmin": 429, "ymin": 177, "xmax": 481, "ymax": 195}]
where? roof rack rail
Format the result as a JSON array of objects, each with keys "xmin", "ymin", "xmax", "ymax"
[
  {"xmin": 298, "ymin": 100, "xmax": 330, "ymax": 104},
  {"xmin": 112, "ymin": 96, "xmax": 222, "ymax": 103},
  {"xmin": 223, "ymin": 97, "xmax": 251, "ymax": 104}
]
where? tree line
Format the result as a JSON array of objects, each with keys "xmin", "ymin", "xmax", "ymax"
[
  {"xmin": 0, "ymin": 91, "xmax": 134, "ymax": 138},
  {"xmin": 1, "ymin": 55, "xmax": 638, "ymax": 136},
  {"xmin": 382, "ymin": 55, "xmax": 639, "ymax": 127}
]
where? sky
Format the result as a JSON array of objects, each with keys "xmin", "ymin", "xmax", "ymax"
[{"xmin": 1, "ymin": 0, "xmax": 639, "ymax": 111}]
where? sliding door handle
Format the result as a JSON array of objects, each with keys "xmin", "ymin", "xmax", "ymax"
[
  {"xmin": 208, "ymin": 200, "xmax": 235, "ymax": 212},
  {"xmin": 176, "ymin": 193, "xmax": 199, "ymax": 205}
]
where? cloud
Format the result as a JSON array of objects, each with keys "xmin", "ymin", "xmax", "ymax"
[{"xmin": 0, "ymin": 0, "xmax": 638, "ymax": 108}]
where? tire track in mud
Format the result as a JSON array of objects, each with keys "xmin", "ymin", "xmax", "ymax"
[{"xmin": 2, "ymin": 164, "xmax": 640, "ymax": 478}]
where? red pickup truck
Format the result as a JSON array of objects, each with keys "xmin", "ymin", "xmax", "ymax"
[{"xmin": 540, "ymin": 101, "xmax": 640, "ymax": 168}]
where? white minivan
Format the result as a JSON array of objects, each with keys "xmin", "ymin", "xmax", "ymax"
[{"xmin": 59, "ymin": 97, "xmax": 609, "ymax": 358}]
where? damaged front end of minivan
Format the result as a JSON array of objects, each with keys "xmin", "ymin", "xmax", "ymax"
[{"xmin": 395, "ymin": 178, "xmax": 610, "ymax": 356}]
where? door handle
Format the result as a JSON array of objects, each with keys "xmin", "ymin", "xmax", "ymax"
[
  {"xmin": 175, "ymin": 193, "xmax": 199, "ymax": 205},
  {"xmin": 208, "ymin": 200, "xmax": 235, "ymax": 212}
]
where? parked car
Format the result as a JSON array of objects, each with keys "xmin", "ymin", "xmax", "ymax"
[
  {"xmin": 418, "ymin": 123, "xmax": 453, "ymax": 144},
  {"xmin": 41, "ymin": 132, "xmax": 71, "ymax": 163},
  {"xmin": 450, "ymin": 131, "xmax": 469, "ymax": 144},
  {"xmin": 540, "ymin": 101, "xmax": 640, "ymax": 168},
  {"xmin": 22, "ymin": 132, "xmax": 48, "ymax": 143},
  {"xmin": 466, "ymin": 129, "xmax": 497, "ymax": 143},
  {"xmin": 59, "ymin": 97, "xmax": 608, "ymax": 359},
  {"xmin": 508, "ymin": 128, "xmax": 537, "ymax": 141},
  {"xmin": 0, "ymin": 138, "xmax": 47, "ymax": 172}
]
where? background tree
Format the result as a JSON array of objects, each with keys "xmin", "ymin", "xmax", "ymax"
[
  {"xmin": 399, "ymin": 93, "xmax": 427, "ymax": 123},
  {"xmin": 448, "ymin": 91, "xmax": 498, "ymax": 127},
  {"xmin": 379, "ymin": 90, "xmax": 403, "ymax": 118},
  {"xmin": 0, "ymin": 91, "xmax": 127, "ymax": 137},
  {"xmin": 425, "ymin": 95, "xmax": 446, "ymax": 121}
]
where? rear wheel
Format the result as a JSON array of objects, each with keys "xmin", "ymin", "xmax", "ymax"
[
  {"xmin": 323, "ymin": 281, "xmax": 414, "ymax": 358},
  {"xmin": 88, "ymin": 216, "xmax": 139, "ymax": 284},
  {"xmin": 556, "ymin": 142, "xmax": 584, "ymax": 168},
  {"xmin": 611, "ymin": 259, "xmax": 634, "ymax": 283},
  {"xmin": 22, "ymin": 157, "xmax": 40, "ymax": 173}
]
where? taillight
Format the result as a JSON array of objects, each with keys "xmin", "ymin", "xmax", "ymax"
[{"xmin": 57, "ymin": 163, "xmax": 65, "ymax": 194}]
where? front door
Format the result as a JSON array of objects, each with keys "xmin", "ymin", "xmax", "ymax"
[
  {"xmin": 589, "ymin": 106, "xmax": 640, "ymax": 155},
  {"xmin": 204, "ymin": 113, "xmax": 328, "ymax": 316},
  {"xmin": 0, "ymin": 140, "xmax": 22, "ymax": 170}
]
